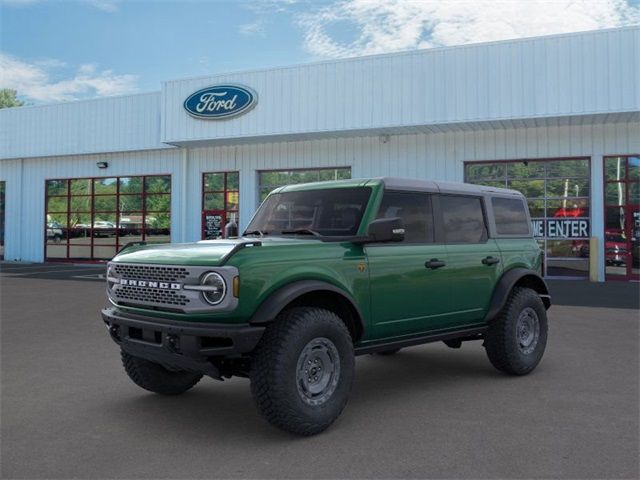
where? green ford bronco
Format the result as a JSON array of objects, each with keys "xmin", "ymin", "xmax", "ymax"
[{"xmin": 102, "ymin": 177, "xmax": 551, "ymax": 435}]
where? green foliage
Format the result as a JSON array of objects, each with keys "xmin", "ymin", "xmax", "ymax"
[{"xmin": 0, "ymin": 89, "xmax": 24, "ymax": 108}]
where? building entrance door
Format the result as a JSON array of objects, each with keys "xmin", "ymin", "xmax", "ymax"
[{"xmin": 604, "ymin": 156, "xmax": 639, "ymax": 281}]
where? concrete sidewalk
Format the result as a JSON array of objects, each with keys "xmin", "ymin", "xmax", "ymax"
[{"xmin": 548, "ymin": 279, "xmax": 639, "ymax": 310}]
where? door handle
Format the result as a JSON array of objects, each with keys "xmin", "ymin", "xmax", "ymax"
[
  {"xmin": 482, "ymin": 256, "xmax": 500, "ymax": 266},
  {"xmin": 425, "ymin": 259, "xmax": 446, "ymax": 269}
]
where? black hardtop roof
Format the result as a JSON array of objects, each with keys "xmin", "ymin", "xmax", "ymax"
[{"xmin": 379, "ymin": 177, "xmax": 523, "ymax": 197}]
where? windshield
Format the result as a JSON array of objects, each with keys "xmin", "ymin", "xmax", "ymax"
[{"xmin": 245, "ymin": 187, "xmax": 372, "ymax": 237}]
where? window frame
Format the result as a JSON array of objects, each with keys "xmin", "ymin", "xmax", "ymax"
[{"xmin": 44, "ymin": 174, "xmax": 172, "ymax": 262}]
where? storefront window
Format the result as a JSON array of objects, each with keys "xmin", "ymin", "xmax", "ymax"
[
  {"xmin": 466, "ymin": 158, "xmax": 591, "ymax": 278},
  {"xmin": 201, "ymin": 172, "xmax": 239, "ymax": 239},
  {"xmin": 0, "ymin": 181, "xmax": 5, "ymax": 259},
  {"xmin": 45, "ymin": 175, "xmax": 171, "ymax": 261},
  {"xmin": 603, "ymin": 156, "xmax": 639, "ymax": 280},
  {"xmin": 258, "ymin": 167, "xmax": 351, "ymax": 202}
]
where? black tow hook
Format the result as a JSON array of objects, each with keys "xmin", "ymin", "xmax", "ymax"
[
  {"xmin": 166, "ymin": 334, "xmax": 180, "ymax": 353},
  {"xmin": 108, "ymin": 324, "xmax": 121, "ymax": 342}
]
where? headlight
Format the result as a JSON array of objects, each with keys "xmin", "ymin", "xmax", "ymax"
[
  {"xmin": 106, "ymin": 265, "xmax": 116, "ymax": 290},
  {"xmin": 200, "ymin": 272, "xmax": 226, "ymax": 305}
]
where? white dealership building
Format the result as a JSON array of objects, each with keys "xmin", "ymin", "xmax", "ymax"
[{"xmin": 1, "ymin": 26, "xmax": 638, "ymax": 281}]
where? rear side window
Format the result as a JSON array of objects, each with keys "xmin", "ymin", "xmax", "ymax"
[
  {"xmin": 492, "ymin": 197, "xmax": 530, "ymax": 235},
  {"xmin": 440, "ymin": 195, "xmax": 487, "ymax": 244},
  {"xmin": 376, "ymin": 191, "xmax": 434, "ymax": 243}
]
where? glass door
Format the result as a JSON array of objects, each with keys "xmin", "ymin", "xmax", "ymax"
[
  {"xmin": 201, "ymin": 171, "xmax": 239, "ymax": 239},
  {"xmin": 0, "ymin": 181, "xmax": 5, "ymax": 260},
  {"xmin": 604, "ymin": 156, "xmax": 639, "ymax": 281}
]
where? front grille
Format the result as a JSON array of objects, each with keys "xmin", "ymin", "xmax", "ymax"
[
  {"xmin": 107, "ymin": 262, "xmax": 238, "ymax": 314},
  {"xmin": 113, "ymin": 264, "xmax": 189, "ymax": 282},
  {"xmin": 114, "ymin": 285, "xmax": 190, "ymax": 306}
]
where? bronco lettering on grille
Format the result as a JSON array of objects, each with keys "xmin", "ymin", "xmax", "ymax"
[{"xmin": 119, "ymin": 279, "xmax": 181, "ymax": 290}]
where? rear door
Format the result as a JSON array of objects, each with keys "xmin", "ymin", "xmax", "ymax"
[
  {"xmin": 365, "ymin": 191, "xmax": 454, "ymax": 340},
  {"xmin": 439, "ymin": 194, "xmax": 502, "ymax": 326}
]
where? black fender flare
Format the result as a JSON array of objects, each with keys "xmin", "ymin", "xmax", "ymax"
[
  {"xmin": 248, "ymin": 280, "xmax": 365, "ymax": 339},
  {"xmin": 484, "ymin": 268, "xmax": 551, "ymax": 322}
]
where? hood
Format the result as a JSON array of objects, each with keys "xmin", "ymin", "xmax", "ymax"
[{"xmin": 111, "ymin": 237, "xmax": 320, "ymax": 266}]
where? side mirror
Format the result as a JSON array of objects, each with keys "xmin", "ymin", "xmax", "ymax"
[{"xmin": 366, "ymin": 217, "xmax": 405, "ymax": 243}]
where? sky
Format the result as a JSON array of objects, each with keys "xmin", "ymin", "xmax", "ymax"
[{"xmin": 1, "ymin": 0, "xmax": 639, "ymax": 104}]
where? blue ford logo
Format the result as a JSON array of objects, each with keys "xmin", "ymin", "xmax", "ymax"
[{"xmin": 184, "ymin": 84, "xmax": 257, "ymax": 119}]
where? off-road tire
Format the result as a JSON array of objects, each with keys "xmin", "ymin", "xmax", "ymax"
[
  {"xmin": 376, "ymin": 348, "xmax": 401, "ymax": 356},
  {"xmin": 121, "ymin": 350, "xmax": 202, "ymax": 395},
  {"xmin": 250, "ymin": 307, "xmax": 355, "ymax": 436},
  {"xmin": 484, "ymin": 287, "xmax": 548, "ymax": 375}
]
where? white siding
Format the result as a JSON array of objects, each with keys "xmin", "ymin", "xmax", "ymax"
[
  {"xmin": 0, "ymin": 92, "xmax": 168, "ymax": 160},
  {"xmin": 162, "ymin": 27, "xmax": 639, "ymax": 145}
]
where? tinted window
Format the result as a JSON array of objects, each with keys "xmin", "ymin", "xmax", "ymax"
[
  {"xmin": 376, "ymin": 191, "xmax": 433, "ymax": 243},
  {"xmin": 492, "ymin": 197, "xmax": 530, "ymax": 235},
  {"xmin": 441, "ymin": 195, "xmax": 487, "ymax": 243},
  {"xmin": 246, "ymin": 187, "xmax": 370, "ymax": 237}
]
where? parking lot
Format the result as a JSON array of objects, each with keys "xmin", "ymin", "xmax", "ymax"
[{"xmin": 1, "ymin": 262, "xmax": 638, "ymax": 479}]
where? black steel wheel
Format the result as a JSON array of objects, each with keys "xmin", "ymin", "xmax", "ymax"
[
  {"xmin": 484, "ymin": 287, "xmax": 548, "ymax": 375},
  {"xmin": 250, "ymin": 307, "xmax": 355, "ymax": 436},
  {"xmin": 296, "ymin": 337, "xmax": 342, "ymax": 406}
]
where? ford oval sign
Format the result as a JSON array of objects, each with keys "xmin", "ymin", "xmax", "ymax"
[{"xmin": 183, "ymin": 84, "xmax": 257, "ymax": 120}]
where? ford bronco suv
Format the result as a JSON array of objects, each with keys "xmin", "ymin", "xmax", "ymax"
[{"xmin": 102, "ymin": 177, "xmax": 551, "ymax": 435}]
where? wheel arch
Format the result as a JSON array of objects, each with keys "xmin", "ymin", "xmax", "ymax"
[
  {"xmin": 485, "ymin": 268, "xmax": 551, "ymax": 323},
  {"xmin": 248, "ymin": 280, "xmax": 365, "ymax": 342}
]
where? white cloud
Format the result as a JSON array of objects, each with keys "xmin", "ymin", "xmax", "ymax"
[
  {"xmin": 82, "ymin": 0, "xmax": 119, "ymax": 12},
  {"xmin": 238, "ymin": 19, "xmax": 266, "ymax": 36},
  {"xmin": 0, "ymin": 53, "xmax": 138, "ymax": 103},
  {"xmin": 298, "ymin": 0, "xmax": 640, "ymax": 58},
  {"xmin": 244, "ymin": 0, "xmax": 298, "ymax": 14},
  {"xmin": 33, "ymin": 58, "xmax": 68, "ymax": 69}
]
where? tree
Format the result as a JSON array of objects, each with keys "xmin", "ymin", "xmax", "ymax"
[{"xmin": 0, "ymin": 89, "xmax": 24, "ymax": 109}]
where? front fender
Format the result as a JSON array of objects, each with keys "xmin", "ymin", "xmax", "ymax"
[{"xmin": 248, "ymin": 279, "xmax": 365, "ymax": 333}]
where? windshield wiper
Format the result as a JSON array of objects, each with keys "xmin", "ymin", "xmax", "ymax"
[
  {"xmin": 280, "ymin": 228, "xmax": 323, "ymax": 239},
  {"xmin": 243, "ymin": 229, "xmax": 267, "ymax": 237}
]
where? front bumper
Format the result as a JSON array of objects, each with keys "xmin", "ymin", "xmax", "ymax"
[{"xmin": 102, "ymin": 307, "xmax": 265, "ymax": 379}]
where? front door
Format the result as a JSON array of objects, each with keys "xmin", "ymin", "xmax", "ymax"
[
  {"xmin": 366, "ymin": 191, "xmax": 455, "ymax": 340},
  {"xmin": 604, "ymin": 204, "xmax": 639, "ymax": 280}
]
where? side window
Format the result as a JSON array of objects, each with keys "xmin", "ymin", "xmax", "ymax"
[
  {"xmin": 376, "ymin": 191, "xmax": 433, "ymax": 243},
  {"xmin": 492, "ymin": 197, "xmax": 530, "ymax": 235},
  {"xmin": 440, "ymin": 195, "xmax": 487, "ymax": 244}
]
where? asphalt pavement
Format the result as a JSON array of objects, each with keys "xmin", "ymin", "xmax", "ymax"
[{"xmin": 1, "ymin": 263, "xmax": 638, "ymax": 479}]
